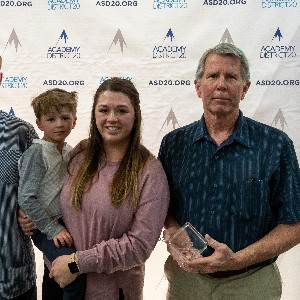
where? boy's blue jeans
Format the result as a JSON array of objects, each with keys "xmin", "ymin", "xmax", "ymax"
[{"xmin": 32, "ymin": 221, "xmax": 86, "ymax": 300}]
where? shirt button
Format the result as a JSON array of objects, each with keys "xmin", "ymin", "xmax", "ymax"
[
  {"xmin": 211, "ymin": 210, "xmax": 215, "ymax": 215},
  {"xmin": 214, "ymin": 155, "xmax": 218, "ymax": 159},
  {"xmin": 213, "ymin": 183, "xmax": 218, "ymax": 188}
]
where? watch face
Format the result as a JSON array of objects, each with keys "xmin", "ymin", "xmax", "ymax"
[{"xmin": 68, "ymin": 261, "xmax": 79, "ymax": 274}]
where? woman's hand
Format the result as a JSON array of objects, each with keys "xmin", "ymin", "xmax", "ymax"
[
  {"xmin": 53, "ymin": 228, "xmax": 74, "ymax": 248},
  {"xmin": 49, "ymin": 254, "xmax": 78, "ymax": 288}
]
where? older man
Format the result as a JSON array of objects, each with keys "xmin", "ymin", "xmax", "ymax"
[
  {"xmin": 0, "ymin": 56, "xmax": 38, "ymax": 300},
  {"xmin": 159, "ymin": 43, "xmax": 300, "ymax": 299}
]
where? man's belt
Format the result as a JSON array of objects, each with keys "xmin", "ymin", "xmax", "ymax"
[{"xmin": 201, "ymin": 268, "xmax": 250, "ymax": 279}]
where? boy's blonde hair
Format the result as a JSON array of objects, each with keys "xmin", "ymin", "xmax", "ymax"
[{"xmin": 31, "ymin": 88, "xmax": 78, "ymax": 119}]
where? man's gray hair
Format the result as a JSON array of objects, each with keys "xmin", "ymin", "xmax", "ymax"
[{"xmin": 195, "ymin": 43, "xmax": 250, "ymax": 84}]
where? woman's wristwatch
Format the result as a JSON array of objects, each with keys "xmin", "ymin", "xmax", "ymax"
[{"xmin": 68, "ymin": 253, "xmax": 80, "ymax": 274}]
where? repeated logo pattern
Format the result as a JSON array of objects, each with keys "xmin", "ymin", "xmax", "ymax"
[
  {"xmin": 47, "ymin": 30, "xmax": 80, "ymax": 59},
  {"xmin": 0, "ymin": 2, "xmax": 299, "ymax": 161},
  {"xmin": 108, "ymin": 29, "xmax": 127, "ymax": 53},
  {"xmin": 260, "ymin": 27, "xmax": 296, "ymax": 58}
]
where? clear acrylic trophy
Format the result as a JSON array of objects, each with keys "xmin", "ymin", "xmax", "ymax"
[
  {"xmin": 166, "ymin": 222, "xmax": 207, "ymax": 261},
  {"xmin": 154, "ymin": 223, "xmax": 207, "ymax": 297}
]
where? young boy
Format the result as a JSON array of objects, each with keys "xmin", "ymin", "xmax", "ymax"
[{"xmin": 18, "ymin": 88, "xmax": 85, "ymax": 300}]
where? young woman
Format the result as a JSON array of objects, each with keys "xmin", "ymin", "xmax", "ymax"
[{"xmin": 49, "ymin": 77, "xmax": 170, "ymax": 300}]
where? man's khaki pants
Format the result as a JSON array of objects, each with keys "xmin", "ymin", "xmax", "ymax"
[{"xmin": 164, "ymin": 256, "xmax": 282, "ymax": 300}]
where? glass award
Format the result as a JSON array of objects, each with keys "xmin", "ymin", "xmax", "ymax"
[{"xmin": 166, "ymin": 222, "xmax": 207, "ymax": 261}]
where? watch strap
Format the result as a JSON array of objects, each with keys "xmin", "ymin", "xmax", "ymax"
[{"xmin": 68, "ymin": 253, "xmax": 80, "ymax": 274}]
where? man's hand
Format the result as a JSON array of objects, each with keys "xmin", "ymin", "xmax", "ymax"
[
  {"xmin": 164, "ymin": 226, "xmax": 200, "ymax": 272},
  {"xmin": 50, "ymin": 254, "xmax": 78, "ymax": 288},
  {"xmin": 184, "ymin": 234, "xmax": 242, "ymax": 273},
  {"xmin": 163, "ymin": 216, "xmax": 201, "ymax": 272},
  {"xmin": 53, "ymin": 229, "xmax": 74, "ymax": 248},
  {"xmin": 162, "ymin": 227, "xmax": 178, "ymax": 243},
  {"xmin": 17, "ymin": 209, "xmax": 36, "ymax": 236}
]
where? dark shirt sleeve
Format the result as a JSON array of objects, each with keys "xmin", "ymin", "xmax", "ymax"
[{"xmin": 273, "ymin": 138, "xmax": 300, "ymax": 224}]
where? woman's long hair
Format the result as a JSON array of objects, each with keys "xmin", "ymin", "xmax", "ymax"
[{"xmin": 70, "ymin": 77, "xmax": 151, "ymax": 210}]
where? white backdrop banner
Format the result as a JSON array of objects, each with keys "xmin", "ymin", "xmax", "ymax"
[{"xmin": 1, "ymin": 1, "xmax": 300, "ymax": 299}]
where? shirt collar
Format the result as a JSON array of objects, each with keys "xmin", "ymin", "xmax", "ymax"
[
  {"xmin": 192, "ymin": 110, "xmax": 251, "ymax": 148},
  {"xmin": 33, "ymin": 139, "xmax": 69, "ymax": 152},
  {"xmin": 192, "ymin": 116, "xmax": 207, "ymax": 143}
]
